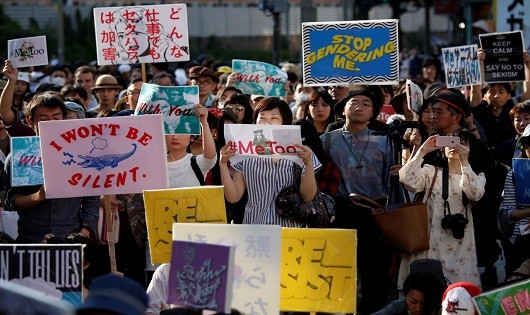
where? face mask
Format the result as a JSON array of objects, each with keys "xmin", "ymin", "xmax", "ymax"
[
  {"xmin": 218, "ymin": 100, "xmax": 226, "ymax": 109},
  {"xmin": 51, "ymin": 76, "xmax": 66, "ymax": 86},
  {"xmin": 295, "ymin": 92, "xmax": 311, "ymax": 102}
]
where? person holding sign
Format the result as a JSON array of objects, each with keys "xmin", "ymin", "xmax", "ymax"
[
  {"xmin": 219, "ymin": 97, "xmax": 319, "ymax": 227},
  {"xmin": 3, "ymin": 92, "xmax": 99, "ymax": 243}
]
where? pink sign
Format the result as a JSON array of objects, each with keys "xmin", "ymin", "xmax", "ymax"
[{"xmin": 39, "ymin": 115, "xmax": 168, "ymax": 198}]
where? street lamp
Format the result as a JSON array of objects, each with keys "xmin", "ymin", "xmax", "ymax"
[{"xmin": 258, "ymin": 0, "xmax": 288, "ymax": 65}]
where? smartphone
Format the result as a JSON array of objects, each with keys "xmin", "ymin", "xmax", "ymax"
[{"xmin": 435, "ymin": 136, "xmax": 460, "ymax": 147}]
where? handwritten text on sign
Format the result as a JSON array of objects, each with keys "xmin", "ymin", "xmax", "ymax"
[{"xmin": 39, "ymin": 115, "xmax": 168, "ymax": 198}]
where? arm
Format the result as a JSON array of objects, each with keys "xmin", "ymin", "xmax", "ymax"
[
  {"xmin": 79, "ymin": 196, "xmax": 100, "ymax": 237},
  {"xmin": 520, "ymin": 51, "xmax": 530, "ymax": 102},
  {"xmin": 219, "ymin": 141, "xmax": 246, "ymax": 203},
  {"xmin": 469, "ymin": 49, "xmax": 485, "ymax": 108},
  {"xmin": 398, "ymin": 135, "xmax": 439, "ymax": 192},
  {"xmin": 146, "ymin": 264, "xmax": 170, "ymax": 315},
  {"xmin": 13, "ymin": 186, "xmax": 46, "ymax": 209},
  {"xmin": 1, "ymin": 60, "xmax": 19, "ymax": 125},
  {"xmin": 502, "ymin": 171, "xmax": 530, "ymax": 221},
  {"xmin": 456, "ymin": 142, "xmax": 486, "ymax": 201},
  {"xmin": 296, "ymin": 143, "xmax": 318, "ymax": 202},
  {"xmin": 195, "ymin": 104, "xmax": 216, "ymax": 160}
]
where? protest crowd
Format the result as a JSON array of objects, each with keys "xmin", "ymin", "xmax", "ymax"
[{"xmin": 2, "ymin": 5, "xmax": 530, "ymax": 315}]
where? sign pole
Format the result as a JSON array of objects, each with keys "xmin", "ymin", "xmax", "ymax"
[{"xmin": 104, "ymin": 195, "xmax": 121, "ymax": 275}]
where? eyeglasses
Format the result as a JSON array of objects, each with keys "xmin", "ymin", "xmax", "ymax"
[
  {"xmin": 225, "ymin": 105, "xmax": 245, "ymax": 113},
  {"xmin": 192, "ymin": 79, "xmax": 213, "ymax": 86},
  {"xmin": 127, "ymin": 89, "xmax": 141, "ymax": 96}
]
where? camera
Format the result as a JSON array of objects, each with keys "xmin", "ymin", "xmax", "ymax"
[
  {"xmin": 441, "ymin": 213, "xmax": 468, "ymax": 239},
  {"xmin": 390, "ymin": 119, "xmax": 418, "ymax": 130}
]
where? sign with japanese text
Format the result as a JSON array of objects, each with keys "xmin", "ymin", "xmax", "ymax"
[
  {"xmin": 10, "ymin": 136, "xmax": 43, "ymax": 186},
  {"xmin": 0, "ymin": 244, "xmax": 83, "ymax": 307},
  {"xmin": 134, "ymin": 84, "xmax": 200, "ymax": 135},
  {"xmin": 172, "ymin": 223, "xmax": 282, "ymax": 315},
  {"xmin": 495, "ymin": 0, "xmax": 530, "ymax": 51},
  {"xmin": 280, "ymin": 228, "xmax": 357, "ymax": 313},
  {"xmin": 479, "ymin": 31, "xmax": 526, "ymax": 83},
  {"xmin": 7, "ymin": 35, "xmax": 48, "ymax": 68},
  {"xmin": 144, "ymin": 186, "xmax": 227, "ymax": 264},
  {"xmin": 302, "ymin": 19, "xmax": 399, "ymax": 86},
  {"xmin": 232, "ymin": 59, "xmax": 287, "ymax": 96},
  {"xmin": 38, "ymin": 115, "xmax": 168, "ymax": 198},
  {"xmin": 168, "ymin": 240, "xmax": 235, "ymax": 313},
  {"xmin": 441, "ymin": 44, "xmax": 482, "ymax": 88},
  {"xmin": 224, "ymin": 124, "xmax": 302, "ymax": 166},
  {"xmin": 93, "ymin": 4, "xmax": 190, "ymax": 65},
  {"xmin": 405, "ymin": 79, "xmax": 423, "ymax": 113},
  {"xmin": 474, "ymin": 278, "xmax": 530, "ymax": 314}
]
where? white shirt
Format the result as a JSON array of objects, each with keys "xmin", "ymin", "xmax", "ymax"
[{"xmin": 167, "ymin": 153, "xmax": 217, "ymax": 188}]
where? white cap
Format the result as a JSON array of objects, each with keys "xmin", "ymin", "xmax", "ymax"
[
  {"xmin": 441, "ymin": 287, "xmax": 477, "ymax": 315},
  {"xmin": 118, "ymin": 64, "xmax": 132, "ymax": 74},
  {"xmin": 17, "ymin": 72, "xmax": 31, "ymax": 84}
]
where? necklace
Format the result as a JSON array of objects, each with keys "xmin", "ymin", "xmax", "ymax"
[{"xmin": 342, "ymin": 131, "xmax": 371, "ymax": 169}]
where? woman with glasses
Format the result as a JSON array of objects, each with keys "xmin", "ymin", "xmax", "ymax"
[
  {"xmin": 223, "ymin": 93, "xmax": 254, "ymax": 124},
  {"xmin": 303, "ymin": 90, "xmax": 336, "ymax": 135}
]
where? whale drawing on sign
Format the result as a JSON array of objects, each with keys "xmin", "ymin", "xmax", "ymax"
[{"xmin": 77, "ymin": 144, "xmax": 137, "ymax": 171}]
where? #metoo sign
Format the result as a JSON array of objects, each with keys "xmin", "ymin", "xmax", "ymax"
[{"xmin": 39, "ymin": 115, "xmax": 168, "ymax": 198}]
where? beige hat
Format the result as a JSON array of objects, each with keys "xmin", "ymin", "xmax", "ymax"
[
  {"xmin": 17, "ymin": 72, "xmax": 31, "ymax": 84},
  {"xmin": 92, "ymin": 74, "xmax": 122, "ymax": 91}
]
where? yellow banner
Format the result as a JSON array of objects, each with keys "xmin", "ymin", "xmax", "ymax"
[
  {"xmin": 144, "ymin": 186, "xmax": 227, "ymax": 264},
  {"xmin": 280, "ymin": 228, "xmax": 357, "ymax": 313}
]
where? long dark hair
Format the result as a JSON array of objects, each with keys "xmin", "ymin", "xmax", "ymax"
[{"xmin": 303, "ymin": 90, "xmax": 336, "ymax": 126}]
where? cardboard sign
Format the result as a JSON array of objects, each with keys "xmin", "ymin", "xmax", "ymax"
[
  {"xmin": 302, "ymin": 19, "xmax": 399, "ymax": 86},
  {"xmin": 93, "ymin": 4, "xmax": 190, "ymax": 65},
  {"xmin": 280, "ymin": 228, "xmax": 357, "ymax": 313},
  {"xmin": 441, "ymin": 44, "xmax": 482, "ymax": 88},
  {"xmin": 224, "ymin": 124, "xmax": 302, "ymax": 166},
  {"xmin": 479, "ymin": 31, "xmax": 526, "ymax": 83},
  {"xmin": 172, "ymin": 223, "xmax": 282, "ymax": 315},
  {"xmin": 168, "ymin": 240, "xmax": 235, "ymax": 313},
  {"xmin": 0, "ymin": 244, "xmax": 83, "ymax": 307},
  {"xmin": 232, "ymin": 59, "xmax": 287, "ymax": 96},
  {"xmin": 10, "ymin": 136, "xmax": 43, "ymax": 186},
  {"xmin": 38, "ymin": 115, "xmax": 168, "ymax": 198},
  {"xmin": 496, "ymin": 0, "xmax": 530, "ymax": 51},
  {"xmin": 512, "ymin": 158, "xmax": 530, "ymax": 207},
  {"xmin": 7, "ymin": 35, "xmax": 48, "ymax": 68},
  {"xmin": 474, "ymin": 278, "xmax": 530, "ymax": 314},
  {"xmin": 406, "ymin": 79, "xmax": 423, "ymax": 113},
  {"xmin": 134, "ymin": 84, "xmax": 200, "ymax": 135},
  {"xmin": 143, "ymin": 186, "xmax": 227, "ymax": 264}
]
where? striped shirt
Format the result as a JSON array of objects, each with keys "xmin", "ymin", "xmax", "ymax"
[
  {"xmin": 502, "ymin": 169, "xmax": 529, "ymax": 235},
  {"xmin": 322, "ymin": 126, "xmax": 393, "ymax": 200},
  {"xmin": 233, "ymin": 155, "xmax": 321, "ymax": 227}
]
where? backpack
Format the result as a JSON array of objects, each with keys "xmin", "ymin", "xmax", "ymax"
[{"xmin": 191, "ymin": 155, "xmax": 206, "ymax": 185}]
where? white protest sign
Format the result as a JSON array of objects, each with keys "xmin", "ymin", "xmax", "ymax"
[
  {"xmin": 7, "ymin": 36, "xmax": 48, "ymax": 68},
  {"xmin": 38, "ymin": 115, "xmax": 168, "ymax": 198}
]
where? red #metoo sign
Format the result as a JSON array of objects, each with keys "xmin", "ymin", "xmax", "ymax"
[{"xmin": 39, "ymin": 115, "xmax": 168, "ymax": 198}]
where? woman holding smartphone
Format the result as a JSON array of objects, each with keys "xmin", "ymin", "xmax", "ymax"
[{"xmin": 397, "ymin": 129, "xmax": 486, "ymax": 291}]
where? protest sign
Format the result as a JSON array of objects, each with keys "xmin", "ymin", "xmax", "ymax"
[
  {"xmin": 479, "ymin": 31, "xmax": 525, "ymax": 83},
  {"xmin": 38, "ymin": 115, "xmax": 168, "ymax": 198},
  {"xmin": 378, "ymin": 105, "xmax": 395, "ymax": 124},
  {"xmin": 0, "ymin": 244, "xmax": 83, "ymax": 307},
  {"xmin": 93, "ymin": 4, "xmax": 190, "ymax": 65},
  {"xmin": 474, "ymin": 278, "xmax": 530, "ymax": 314},
  {"xmin": 7, "ymin": 35, "xmax": 48, "ymax": 68},
  {"xmin": 512, "ymin": 158, "xmax": 530, "ymax": 207},
  {"xmin": 168, "ymin": 240, "xmax": 235, "ymax": 313},
  {"xmin": 302, "ymin": 19, "xmax": 399, "ymax": 86},
  {"xmin": 10, "ymin": 136, "xmax": 43, "ymax": 186},
  {"xmin": 134, "ymin": 84, "xmax": 200, "ymax": 134},
  {"xmin": 441, "ymin": 44, "xmax": 482, "ymax": 88},
  {"xmin": 224, "ymin": 124, "xmax": 302, "ymax": 166},
  {"xmin": 144, "ymin": 186, "xmax": 226, "ymax": 264},
  {"xmin": 232, "ymin": 59, "xmax": 287, "ymax": 96},
  {"xmin": 172, "ymin": 223, "xmax": 282, "ymax": 315},
  {"xmin": 280, "ymin": 228, "xmax": 357, "ymax": 313},
  {"xmin": 496, "ymin": 0, "xmax": 530, "ymax": 51},
  {"xmin": 406, "ymin": 79, "xmax": 423, "ymax": 114}
]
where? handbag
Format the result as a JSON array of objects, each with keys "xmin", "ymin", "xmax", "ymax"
[
  {"xmin": 349, "ymin": 168, "xmax": 438, "ymax": 253},
  {"xmin": 275, "ymin": 164, "xmax": 336, "ymax": 227}
]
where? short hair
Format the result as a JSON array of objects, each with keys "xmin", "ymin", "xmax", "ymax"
[
  {"xmin": 402, "ymin": 272, "xmax": 445, "ymax": 315},
  {"xmin": 252, "ymin": 97, "xmax": 293, "ymax": 125},
  {"xmin": 27, "ymin": 92, "xmax": 67, "ymax": 121},
  {"xmin": 60, "ymin": 84, "xmax": 88, "ymax": 101},
  {"xmin": 74, "ymin": 65, "xmax": 96, "ymax": 78},
  {"xmin": 152, "ymin": 72, "xmax": 175, "ymax": 85},
  {"xmin": 483, "ymin": 82, "xmax": 512, "ymax": 96},
  {"xmin": 509, "ymin": 101, "xmax": 530, "ymax": 122}
]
